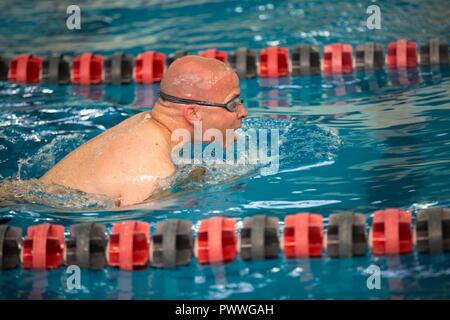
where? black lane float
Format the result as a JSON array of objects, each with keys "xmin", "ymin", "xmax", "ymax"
[
  {"xmin": 66, "ymin": 222, "xmax": 107, "ymax": 270},
  {"xmin": 41, "ymin": 55, "xmax": 71, "ymax": 84}
]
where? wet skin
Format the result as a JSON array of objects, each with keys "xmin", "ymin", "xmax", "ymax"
[{"xmin": 40, "ymin": 55, "xmax": 248, "ymax": 207}]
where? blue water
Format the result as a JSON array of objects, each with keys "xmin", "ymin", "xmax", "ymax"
[{"xmin": 1, "ymin": 0, "xmax": 450, "ymax": 299}]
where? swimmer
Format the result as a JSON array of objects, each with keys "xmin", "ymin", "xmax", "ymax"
[{"xmin": 39, "ymin": 55, "xmax": 248, "ymax": 207}]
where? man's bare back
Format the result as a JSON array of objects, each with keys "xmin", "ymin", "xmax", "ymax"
[{"xmin": 40, "ymin": 111, "xmax": 175, "ymax": 207}]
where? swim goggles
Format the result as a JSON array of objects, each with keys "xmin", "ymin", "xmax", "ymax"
[{"xmin": 159, "ymin": 91, "xmax": 243, "ymax": 112}]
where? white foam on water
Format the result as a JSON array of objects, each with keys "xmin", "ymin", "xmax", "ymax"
[{"xmin": 243, "ymin": 199, "xmax": 341, "ymax": 209}]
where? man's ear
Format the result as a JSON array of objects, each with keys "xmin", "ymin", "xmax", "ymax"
[{"xmin": 182, "ymin": 105, "xmax": 201, "ymax": 125}]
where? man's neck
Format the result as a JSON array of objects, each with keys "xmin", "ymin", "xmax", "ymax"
[{"xmin": 150, "ymin": 104, "xmax": 190, "ymax": 149}]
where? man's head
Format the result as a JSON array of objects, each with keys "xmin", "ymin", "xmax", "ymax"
[{"xmin": 153, "ymin": 55, "xmax": 247, "ymax": 146}]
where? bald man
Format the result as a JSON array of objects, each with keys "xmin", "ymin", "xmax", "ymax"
[{"xmin": 39, "ymin": 55, "xmax": 248, "ymax": 207}]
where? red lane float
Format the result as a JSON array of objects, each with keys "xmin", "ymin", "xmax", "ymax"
[
  {"xmin": 283, "ymin": 213, "xmax": 323, "ymax": 258},
  {"xmin": 387, "ymin": 39, "xmax": 417, "ymax": 70},
  {"xmin": 323, "ymin": 43, "xmax": 353, "ymax": 75},
  {"xmin": 259, "ymin": 46, "xmax": 289, "ymax": 78},
  {"xmin": 371, "ymin": 209, "xmax": 413, "ymax": 255},
  {"xmin": 199, "ymin": 49, "xmax": 227, "ymax": 63},
  {"xmin": 22, "ymin": 224, "xmax": 65, "ymax": 269},
  {"xmin": 108, "ymin": 221, "xmax": 150, "ymax": 270},
  {"xmin": 196, "ymin": 217, "xmax": 237, "ymax": 264},
  {"xmin": 133, "ymin": 51, "xmax": 165, "ymax": 84},
  {"xmin": 8, "ymin": 54, "xmax": 42, "ymax": 83},
  {"xmin": 72, "ymin": 53, "xmax": 104, "ymax": 85}
]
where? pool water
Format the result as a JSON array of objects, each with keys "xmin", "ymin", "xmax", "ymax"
[{"xmin": 1, "ymin": 0, "xmax": 450, "ymax": 299}]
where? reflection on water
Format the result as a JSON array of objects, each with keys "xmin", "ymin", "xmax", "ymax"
[
  {"xmin": 4, "ymin": 252, "xmax": 447, "ymax": 299},
  {"xmin": 323, "ymin": 74, "xmax": 357, "ymax": 98},
  {"xmin": 2, "ymin": 0, "xmax": 449, "ymax": 54},
  {"xmin": 1, "ymin": 0, "xmax": 450, "ymax": 300},
  {"xmin": 388, "ymin": 69, "xmax": 420, "ymax": 86},
  {"xmin": 364, "ymin": 121, "xmax": 427, "ymax": 209},
  {"xmin": 0, "ymin": 178, "xmax": 116, "ymax": 210}
]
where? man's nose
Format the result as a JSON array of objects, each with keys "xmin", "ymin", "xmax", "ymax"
[{"xmin": 237, "ymin": 103, "xmax": 248, "ymax": 118}]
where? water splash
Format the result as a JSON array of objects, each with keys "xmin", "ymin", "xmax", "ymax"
[
  {"xmin": 0, "ymin": 178, "xmax": 116, "ymax": 210},
  {"xmin": 0, "ymin": 117, "xmax": 341, "ymax": 213}
]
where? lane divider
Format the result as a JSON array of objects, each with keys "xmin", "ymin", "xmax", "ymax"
[
  {"xmin": 42, "ymin": 54, "xmax": 71, "ymax": 84},
  {"xmin": 0, "ymin": 207, "xmax": 449, "ymax": 271},
  {"xmin": 22, "ymin": 223, "xmax": 65, "ymax": 269},
  {"xmin": 151, "ymin": 219, "xmax": 193, "ymax": 268},
  {"xmin": 9, "ymin": 54, "xmax": 42, "ymax": 84},
  {"xmin": 104, "ymin": 53, "xmax": 134, "ymax": 84},
  {"xmin": 72, "ymin": 53, "xmax": 104, "ymax": 85},
  {"xmin": 134, "ymin": 51, "xmax": 165, "ymax": 84},
  {"xmin": 66, "ymin": 222, "xmax": 107, "ymax": 270},
  {"xmin": 326, "ymin": 212, "xmax": 366, "ymax": 258},
  {"xmin": 107, "ymin": 221, "xmax": 150, "ymax": 271},
  {"xmin": 371, "ymin": 209, "xmax": 413, "ymax": 256},
  {"xmin": 387, "ymin": 39, "xmax": 418, "ymax": 70},
  {"xmin": 0, "ymin": 38, "xmax": 448, "ymax": 85},
  {"xmin": 196, "ymin": 217, "xmax": 237, "ymax": 265},
  {"xmin": 199, "ymin": 49, "xmax": 227, "ymax": 63},
  {"xmin": 283, "ymin": 213, "xmax": 323, "ymax": 258},
  {"xmin": 323, "ymin": 43, "xmax": 353, "ymax": 75}
]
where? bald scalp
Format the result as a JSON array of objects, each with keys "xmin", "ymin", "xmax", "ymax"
[{"xmin": 160, "ymin": 55, "xmax": 238, "ymax": 103}]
